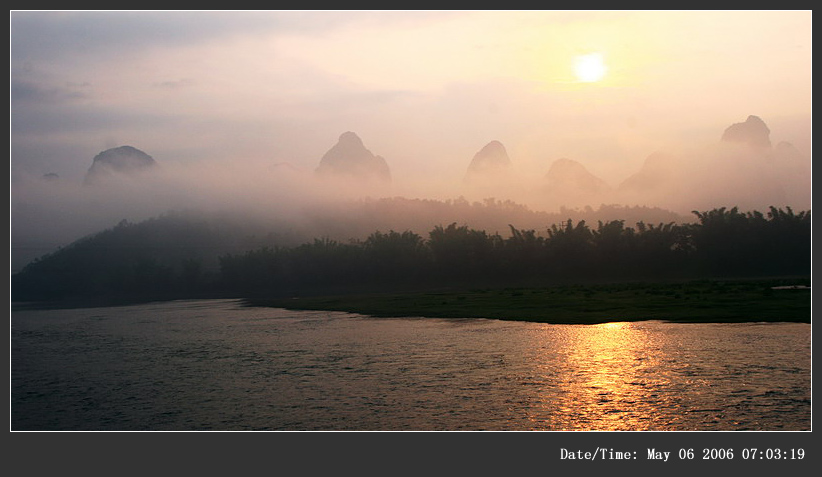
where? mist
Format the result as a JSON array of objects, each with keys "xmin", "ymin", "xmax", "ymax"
[
  {"xmin": 10, "ymin": 115, "xmax": 811, "ymax": 273},
  {"xmin": 10, "ymin": 11, "xmax": 812, "ymax": 273}
]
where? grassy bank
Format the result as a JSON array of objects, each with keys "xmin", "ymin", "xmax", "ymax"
[{"xmin": 247, "ymin": 278, "xmax": 811, "ymax": 324}]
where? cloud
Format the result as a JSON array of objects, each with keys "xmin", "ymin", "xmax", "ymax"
[
  {"xmin": 9, "ymin": 77, "xmax": 90, "ymax": 106},
  {"xmin": 10, "ymin": 11, "xmax": 288, "ymax": 65}
]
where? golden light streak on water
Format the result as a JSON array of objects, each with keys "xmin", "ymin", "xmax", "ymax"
[{"xmin": 525, "ymin": 321, "xmax": 690, "ymax": 430}]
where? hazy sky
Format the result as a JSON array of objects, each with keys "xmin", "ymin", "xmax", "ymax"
[
  {"xmin": 9, "ymin": 10, "xmax": 813, "ymax": 270},
  {"xmin": 10, "ymin": 10, "xmax": 812, "ymax": 181}
]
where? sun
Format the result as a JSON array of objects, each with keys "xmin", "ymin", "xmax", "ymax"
[{"xmin": 573, "ymin": 53, "xmax": 607, "ymax": 83}]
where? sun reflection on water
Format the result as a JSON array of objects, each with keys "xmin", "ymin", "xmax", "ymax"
[{"xmin": 527, "ymin": 321, "xmax": 687, "ymax": 430}]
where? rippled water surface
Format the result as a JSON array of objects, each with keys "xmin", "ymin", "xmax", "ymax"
[{"xmin": 11, "ymin": 299, "xmax": 811, "ymax": 431}]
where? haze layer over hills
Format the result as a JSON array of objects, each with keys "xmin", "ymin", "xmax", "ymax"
[
  {"xmin": 10, "ymin": 115, "xmax": 811, "ymax": 273},
  {"xmin": 456, "ymin": 115, "xmax": 810, "ymax": 214}
]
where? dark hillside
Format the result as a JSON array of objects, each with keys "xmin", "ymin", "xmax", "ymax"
[{"xmin": 11, "ymin": 203, "xmax": 810, "ymax": 307}]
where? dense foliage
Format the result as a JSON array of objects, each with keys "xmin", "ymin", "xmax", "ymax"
[
  {"xmin": 11, "ymin": 206, "xmax": 811, "ymax": 303},
  {"xmin": 219, "ymin": 206, "xmax": 809, "ymax": 294}
]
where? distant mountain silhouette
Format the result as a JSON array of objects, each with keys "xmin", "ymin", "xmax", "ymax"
[
  {"xmin": 617, "ymin": 151, "xmax": 677, "ymax": 194},
  {"xmin": 720, "ymin": 115, "xmax": 771, "ymax": 148},
  {"xmin": 84, "ymin": 145, "xmax": 159, "ymax": 185},
  {"xmin": 464, "ymin": 140, "xmax": 513, "ymax": 184},
  {"xmin": 545, "ymin": 157, "xmax": 610, "ymax": 195},
  {"xmin": 617, "ymin": 115, "xmax": 810, "ymax": 212},
  {"xmin": 315, "ymin": 132, "xmax": 391, "ymax": 183},
  {"xmin": 774, "ymin": 140, "xmax": 802, "ymax": 159}
]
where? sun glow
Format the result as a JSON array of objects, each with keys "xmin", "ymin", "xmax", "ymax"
[{"xmin": 573, "ymin": 53, "xmax": 608, "ymax": 83}]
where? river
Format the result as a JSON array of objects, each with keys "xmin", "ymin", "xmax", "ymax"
[{"xmin": 10, "ymin": 299, "xmax": 811, "ymax": 431}]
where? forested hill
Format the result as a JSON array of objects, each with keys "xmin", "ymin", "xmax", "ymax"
[{"xmin": 11, "ymin": 200, "xmax": 810, "ymax": 305}]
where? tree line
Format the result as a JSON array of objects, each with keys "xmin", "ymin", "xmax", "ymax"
[
  {"xmin": 218, "ymin": 206, "xmax": 810, "ymax": 295},
  {"xmin": 11, "ymin": 206, "xmax": 811, "ymax": 303}
]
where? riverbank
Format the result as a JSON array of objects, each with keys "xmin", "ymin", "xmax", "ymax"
[{"xmin": 247, "ymin": 278, "xmax": 811, "ymax": 324}]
